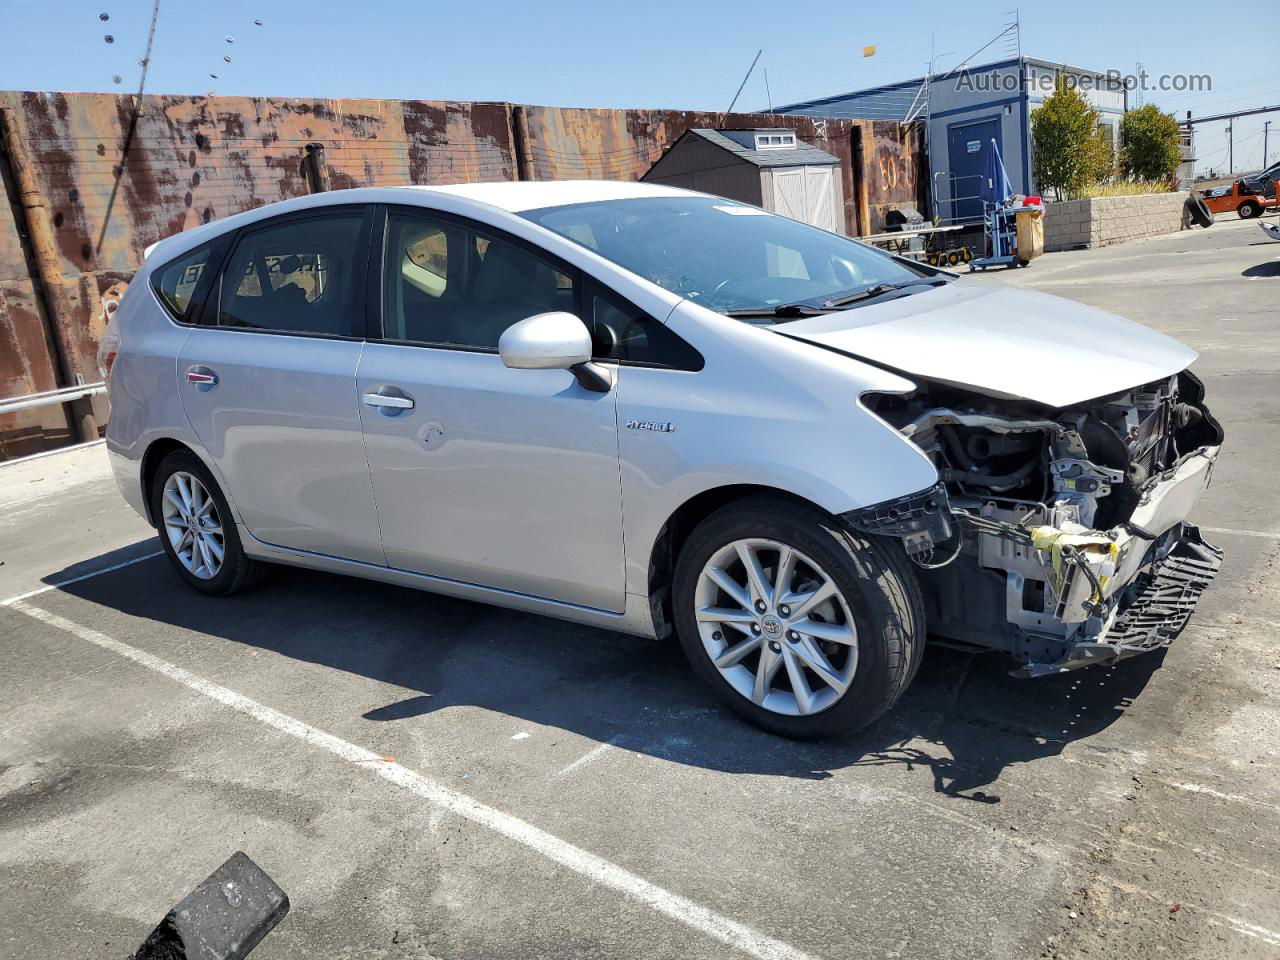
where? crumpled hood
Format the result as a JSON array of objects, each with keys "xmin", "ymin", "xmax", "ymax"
[{"xmin": 779, "ymin": 283, "xmax": 1197, "ymax": 408}]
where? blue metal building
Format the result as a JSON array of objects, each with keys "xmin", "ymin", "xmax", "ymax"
[{"xmin": 775, "ymin": 57, "xmax": 1128, "ymax": 223}]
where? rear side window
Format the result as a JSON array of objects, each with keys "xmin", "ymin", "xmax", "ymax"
[
  {"xmin": 150, "ymin": 240, "xmax": 225, "ymax": 323},
  {"xmin": 218, "ymin": 213, "xmax": 366, "ymax": 337}
]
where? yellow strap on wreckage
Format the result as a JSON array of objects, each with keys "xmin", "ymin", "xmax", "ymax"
[{"xmin": 1029, "ymin": 526, "xmax": 1120, "ymax": 606}]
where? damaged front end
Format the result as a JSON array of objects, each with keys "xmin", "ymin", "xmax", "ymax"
[{"xmin": 854, "ymin": 372, "xmax": 1224, "ymax": 676}]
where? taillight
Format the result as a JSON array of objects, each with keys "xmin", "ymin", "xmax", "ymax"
[{"xmin": 97, "ymin": 299, "xmax": 120, "ymax": 380}]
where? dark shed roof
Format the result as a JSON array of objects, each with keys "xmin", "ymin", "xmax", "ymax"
[{"xmin": 684, "ymin": 129, "xmax": 841, "ymax": 167}]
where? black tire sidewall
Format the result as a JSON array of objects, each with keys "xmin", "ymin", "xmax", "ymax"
[
  {"xmin": 672, "ymin": 500, "xmax": 920, "ymax": 739},
  {"xmin": 150, "ymin": 450, "xmax": 250, "ymax": 595},
  {"xmin": 1189, "ymin": 197, "xmax": 1214, "ymax": 227}
]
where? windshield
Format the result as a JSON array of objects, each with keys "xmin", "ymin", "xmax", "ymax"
[{"xmin": 522, "ymin": 196, "xmax": 934, "ymax": 317}]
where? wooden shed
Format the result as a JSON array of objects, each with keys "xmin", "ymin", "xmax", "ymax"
[{"xmin": 641, "ymin": 128, "xmax": 846, "ymax": 234}]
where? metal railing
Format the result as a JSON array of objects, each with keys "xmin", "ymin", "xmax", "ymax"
[{"xmin": 0, "ymin": 381, "xmax": 107, "ymax": 416}]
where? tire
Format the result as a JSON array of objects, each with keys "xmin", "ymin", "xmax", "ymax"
[
  {"xmin": 946, "ymin": 250, "xmax": 961, "ymax": 266},
  {"xmin": 1238, "ymin": 201, "xmax": 1261, "ymax": 219},
  {"xmin": 671, "ymin": 496, "xmax": 925, "ymax": 739},
  {"xmin": 150, "ymin": 449, "xmax": 266, "ymax": 596},
  {"xmin": 1186, "ymin": 195, "xmax": 1215, "ymax": 228}
]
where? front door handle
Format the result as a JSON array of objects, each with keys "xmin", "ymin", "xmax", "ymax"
[{"xmin": 362, "ymin": 387, "xmax": 415, "ymax": 416}]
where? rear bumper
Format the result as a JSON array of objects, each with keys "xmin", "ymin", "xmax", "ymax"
[
  {"xmin": 107, "ymin": 444, "xmax": 149, "ymax": 524},
  {"xmin": 1014, "ymin": 524, "xmax": 1222, "ymax": 676}
]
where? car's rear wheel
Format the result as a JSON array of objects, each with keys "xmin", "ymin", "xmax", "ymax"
[
  {"xmin": 1238, "ymin": 200, "xmax": 1261, "ymax": 219},
  {"xmin": 150, "ymin": 449, "xmax": 265, "ymax": 596},
  {"xmin": 672, "ymin": 497, "xmax": 925, "ymax": 739}
]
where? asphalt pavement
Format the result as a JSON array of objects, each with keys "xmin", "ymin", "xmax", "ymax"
[{"xmin": 2, "ymin": 214, "xmax": 1278, "ymax": 960}]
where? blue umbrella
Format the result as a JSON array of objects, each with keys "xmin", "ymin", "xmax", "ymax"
[
  {"xmin": 981, "ymin": 138, "xmax": 1013, "ymax": 206},
  {"xmin": 978, "ymin": 137, "xmax": 1015, "ymax": 258}
]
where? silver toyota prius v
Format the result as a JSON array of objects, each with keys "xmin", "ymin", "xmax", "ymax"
[{"xmin": 103, "ymin": 181, "xmax": 1224, "ymax": 738}]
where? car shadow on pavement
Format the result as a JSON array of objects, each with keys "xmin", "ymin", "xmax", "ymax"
[
  {"xmin": 1242, "ymin": 260, "xmax": 1280, "ymax": 277},
  {"xmin": 51, "ymin": 548, "xmax": 1163, "ymax": 802}
]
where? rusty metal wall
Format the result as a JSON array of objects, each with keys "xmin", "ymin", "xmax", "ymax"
[
  {"xmin": 861, "ymin": 120, "xmax": 925, "ymax": 233},
  {"xmin": 0, "ymin": 90, "xmax": 922, "ymax": 459}
]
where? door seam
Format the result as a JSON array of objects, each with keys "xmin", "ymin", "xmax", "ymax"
[{"xmin": 353, "ymin": 339, "xmax": 390, "ymax": 567}]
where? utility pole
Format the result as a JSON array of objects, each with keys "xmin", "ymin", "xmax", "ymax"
[
  {"xmin": 1265, "ymin": 121, "xmax": 1271, "ymax": 167},
  {"xmin": 1228, "ymin": 119, "xmax": 1233, "ymax": 175}
]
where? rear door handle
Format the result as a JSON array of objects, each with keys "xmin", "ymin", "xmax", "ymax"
[{"xmin": 186, "ymin": 366, "xmax": 218, "ymax": 388}]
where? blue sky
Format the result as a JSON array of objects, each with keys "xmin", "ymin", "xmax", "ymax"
[{"xmin": 3, "ymin": 0, "xmax": 1276, "ymax": 175}]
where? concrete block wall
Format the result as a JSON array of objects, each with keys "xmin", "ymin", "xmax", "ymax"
[{"xmin": 1044, "ymin": 192, "xmax": 1188, "ymax": 252}]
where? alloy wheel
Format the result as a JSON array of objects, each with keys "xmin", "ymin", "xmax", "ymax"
[
  {"xmin": 693, "ymin": 538, "xmax": 858, "ymax": 716},
  {"xmin": 161, "ymin": 471, "xmax": 225, "ymax": 580}
]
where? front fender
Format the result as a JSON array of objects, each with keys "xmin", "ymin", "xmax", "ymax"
[{"xmin": 616, "ymin": 302, "xmax": 938, "ymax": 595}]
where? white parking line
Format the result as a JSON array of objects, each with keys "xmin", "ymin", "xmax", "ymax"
[
  {"xmin": 8, "ymin": 598, "xmax": 819, "ymax": 960},
  {"xmin": 554, "ymin": 737, "xmax": 622, "ymax": 779},
  {"xmin": 1201, "ymin": 526, "xmax": 1280, "ymax": 540},
  {"xmin": 0, "ymin": 550, "xmax": 163, "ymax": 607}
]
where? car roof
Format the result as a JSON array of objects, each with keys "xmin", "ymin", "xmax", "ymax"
[
  {"xmin": 411, "ymin": 179, "xmax": 694, "ymax": 211},
  {"xmin": 142, "ymin": 180, "xmax": 698, "ymax": 263}
]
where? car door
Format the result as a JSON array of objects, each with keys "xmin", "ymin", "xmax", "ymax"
[
  {"xmin": 355, "ymin": 206, "xmax": 626, "ymax": 611},
  {"xmin": 176, "ymin": 206, "xmax": 385, "ymax": 566}
]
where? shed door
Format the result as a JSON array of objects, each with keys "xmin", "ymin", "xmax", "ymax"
[
  {"xmin": 804, "ymin": 167, "xmax": 839, "ymax": 232},
  {"xmin": 771, "ymin": 167, "xmax": 840, "ymax": 233},
  {"xmin": 772, "ymin": 168, "xmax": 807, "ymax": 222}
]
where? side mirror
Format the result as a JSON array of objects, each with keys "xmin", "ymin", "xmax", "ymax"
[
  {"xmin": 498, "ymin": 312, "xmax": 609, "ymax": 392},
  {"xmin": 499, "ymin": 312, "xmax": 591, "ymax": 369}
]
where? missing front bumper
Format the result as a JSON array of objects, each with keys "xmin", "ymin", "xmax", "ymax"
[{"xmin": 1013, "ymin": 525, "xmax": 1223, "ymax": 677}]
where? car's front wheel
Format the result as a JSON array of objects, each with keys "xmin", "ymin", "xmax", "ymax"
[
  {"xmin": 672, "ymin": 497, "xmax": 925, "ymax": 739},
  {"xmin": 150, "ymin": 449, "xmax": 265, "ymax": 596}
]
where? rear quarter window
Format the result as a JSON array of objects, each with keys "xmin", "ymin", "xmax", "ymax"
[{"xmin": 150, "ymin": 239, "xmax": 226, "ymax": 323}]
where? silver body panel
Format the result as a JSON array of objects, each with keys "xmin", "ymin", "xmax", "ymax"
[
  {"xmin": 780, "ymin": 283, "xmax": 1198, "ymax": 408},
  {"xmin": 177, "ymin": 329, "xmax": 384, "ymax": 566},
  {"xmin": 355, "ymin": 343, "xmax": 626, "ymax": 611}
]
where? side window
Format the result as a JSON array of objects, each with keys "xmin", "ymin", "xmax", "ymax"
[
  {"xmin": 590, "ymin": 287, "xmax": 704, "ymax": 371},
  {"xmin": 383, "ymin": 211, "xmax": 576, "ymax": 351},
  {"xmin": 151, "ymin": 239, "xmax": 225, "ymax": 323},
  {"xmin": 218, "ymin": 212, "xmax": 365, "ymax": 336}
]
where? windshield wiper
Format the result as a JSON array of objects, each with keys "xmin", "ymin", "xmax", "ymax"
[
  {"xmin": 723, "ymin": 303, "xmax": 831, "ymax": 319},
  {"xmin": 722, "ymin": 278, "xmax": 946, "ymax": 320},
  {"xmin": 821, "ymin": 279, "xmax": 943, "ymax": 309}
]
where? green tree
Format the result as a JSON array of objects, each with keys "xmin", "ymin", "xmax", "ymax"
[
  {"xmin": 1120, "ymin": 105, "xmax": 1183, "ymax": 182},
  {"xmin": 1031, "ymin": 76, "xmax": 1106, "ymax": 199}
]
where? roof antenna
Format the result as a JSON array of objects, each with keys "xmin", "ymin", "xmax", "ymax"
[{"xmin": 723, "ymin": 49, "xmax": 763, "ymax": 123}]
